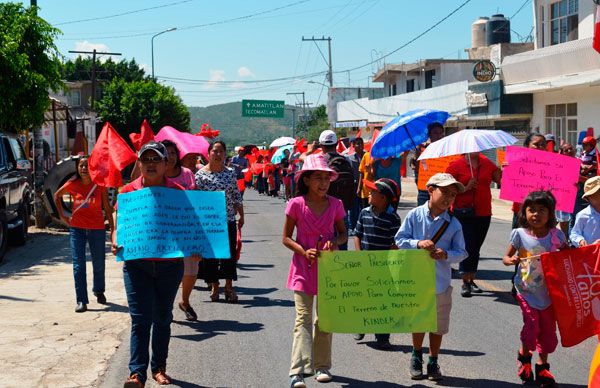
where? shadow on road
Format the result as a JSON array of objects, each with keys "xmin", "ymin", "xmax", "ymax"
[
  {"xmin": 473, "ymin": 290, "xmax": 517, "ymax": 305},
  {"xmin": 235, "ymin": 286, "xmax": 277, "ymax": 295},
  {"xmin": 335, "ymin": 376, "xmax": 425, "ymax": 387},
  {"xmin": 360, "ymin": 343, "xmax": 485, "ymax": 357},
  {"xmin": 437, "ymin": 376, "xmax": 585, "ymax": 387},
  {"xmin": 237, "ymin": 263, "xmax": 275, "ymax": 271},
  {"xmin": 87, "ymin": 301, "xmax": 129, "ymax": 313},
  {"xmin": 238, "ymin": 296, "xmax": 295, "ymax": 308},
  {"xmin": 173, "ymin": 319, "xmax": 264, "ymax": 342},
  {"xmin": 168, "ymin": 379, "xmax": 210, "ymax": 388}
]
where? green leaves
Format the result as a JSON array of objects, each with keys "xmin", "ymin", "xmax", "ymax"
[{"xmin": 0, "ymin": 3, "xmax": 62, "ymax": 133}]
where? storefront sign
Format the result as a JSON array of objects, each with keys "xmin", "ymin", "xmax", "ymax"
[
  {"xmin": 465, "ymin": 90, "xmax": 488, "ymax": 107},
  {"xmin": 473, "ymin": 60, "xmax": 496, "ymax": 82}
]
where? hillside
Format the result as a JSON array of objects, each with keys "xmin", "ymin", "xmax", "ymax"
[{"xmin": 188, "ymin": 101, "xmax": 303, "ymax": 147}]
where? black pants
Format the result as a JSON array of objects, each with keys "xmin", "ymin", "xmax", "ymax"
[
  {"xmin": 457, "ymin": 215, "xmax": 491, "ymax": 275},
  {"xmin": 200, "ymin": 222, "xmax": 238, "ymax": 283}
]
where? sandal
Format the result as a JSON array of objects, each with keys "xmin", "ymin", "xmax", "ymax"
[
  {"xmin": 178, "ymin": 302, "xmax": 197, "ymax": 321},
  {"xmin": 210, "ymin": 289, "xmax": 220, "ymax": 302},
  {"xmin": 224, "ymin": 288, "xmax": 238, "ymax": 303},
  {"xmin": 152, "ymin": 369, "xmax": 172, "ymax": 385}
]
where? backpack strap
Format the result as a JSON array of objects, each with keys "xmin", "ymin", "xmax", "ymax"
[{"xmin": 431, "ymin": 218, "xmax": 451, "ymax": 244}]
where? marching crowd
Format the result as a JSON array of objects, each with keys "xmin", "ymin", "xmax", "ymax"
[{"xmin": 53, "ymin": 125, "xmax": 600, "ymax": 387}]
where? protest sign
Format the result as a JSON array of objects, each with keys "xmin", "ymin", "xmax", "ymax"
[
  {"xmin": 541, "ymin": 244, "xmax": 600, "ymax": 347},
  {"xmin": 116, "ymin": 187, "xmax": 230, "ymax": 261},
  {"xmin": 318, "ymin": 250, "xmax": 437, "ymax": 333},
  {"xmin": 417, "ymin": 155, "xmax": 461, "ymax": 191},
  {"xmin": 499, "ymin": 146, "xmax": 580, "ymax": 212}
]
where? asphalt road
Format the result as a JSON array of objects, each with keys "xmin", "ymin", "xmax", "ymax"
[{"xmin": 101, "ymin": 189, "xmax": 593, "ymax": 388}]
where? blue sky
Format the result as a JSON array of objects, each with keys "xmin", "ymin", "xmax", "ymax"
[{"xmin": 28, "ymin": 0, "xmax": 533, "ymax": 108}]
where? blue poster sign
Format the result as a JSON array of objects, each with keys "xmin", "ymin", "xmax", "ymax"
[{"xmin": 116, "ymin": 187, "xmax": 230, "ymax": 261}]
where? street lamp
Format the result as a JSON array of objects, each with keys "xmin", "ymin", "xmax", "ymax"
[
  {"xmin": 308, "ymin": 80, "xmax": 329, "ymax": 88},
  {"xmin": 151, "ymin": 27, "xmax": 177, "ymax": 79}
]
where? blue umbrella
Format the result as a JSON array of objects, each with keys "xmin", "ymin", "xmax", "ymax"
[
  {"xmin": 271, "ymin": 144, "xmax": 294, "ymax": 164},
  {"xmin": 370, "ymin": 109, "xmax": 450, "ymax": 159}
]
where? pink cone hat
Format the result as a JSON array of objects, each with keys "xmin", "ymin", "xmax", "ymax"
[{"xmin": 295, "ymin": 154, "xmax": 338, "ymax": 183}]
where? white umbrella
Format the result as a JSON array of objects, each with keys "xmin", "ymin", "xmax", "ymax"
[
  {"xmin": 269, "ymin": 136, "xmax": 296, "ymax": 148},
  {"xmin": 418, "ymin": 129, "xmax": 518, "ymax": 160}
]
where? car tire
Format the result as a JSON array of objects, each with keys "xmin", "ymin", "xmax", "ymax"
[
  {"xmin": 8, "ymin": 202, "xmax": 28, "ymax": 246},
  {"xmin": 42, "ymin": 156, "xmax": 80, "ymax": 225},
  {"xmin": 0, "ymin": 217, "xmax": 8, "ymax": 262}
]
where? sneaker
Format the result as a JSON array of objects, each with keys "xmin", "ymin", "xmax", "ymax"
[
  {"xmin": 535, "ymin": 363, "xmax": 556, "ymax": 387},
  {"xmin": 461, "ymin": 282, "xmax": 472, "ymax": 298},
  {"xmin": 95, "ymin": 292, "xmax": 107, "ymax": 304},
  {"xmin": 409, "ymin": 354, "xmax": 424, "ymax": 380},
  {"xmin": 75, "ymin": 302, "xmax": 87, "ymax": 313},
  {"xmin": 470, "ymin": 281, "xmax": 483, "ymax": 294},
  {"xmin": 427, "ymin": 361, "xmax": 443, "ymax": 381},
  {"xmin": 290, "ymin": 374, "xmax": 306, "ymax": 388},
  {"xmin": 123, "ymin": 373, "xmax": 144, "ymax": 388},
  {"xmin": 517, "ymin": 351, "xmax": 534, "ymax": 384},
  {"xmin": 315, "ymin": 369, "xmax": 333, "ymax": 382},
  {"xmin": 353, "ymin": 334, "xmax": 365, "ymax": 341}
]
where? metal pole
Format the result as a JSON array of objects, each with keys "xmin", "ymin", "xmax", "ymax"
[
  {"xmin": 327, "ymin": 37, "xmax": 333, "ymax": 87},
  {"xmin": 151, "ymin": 35, "xmax": 156, "ymax": 79},
  {"xmin": 91, "ymin": 49, "xmax": 97, "ymax": 110},
  {"xmin": 301, "ymin": 92, "xmax": 306, "ymax": 128},
  {"xmin": 292, "ymin": 109, "xmax": 296, "ymax": 138},
  {"xmin": 52, "ymin": 100, "xmax": 59, "ymax": 163}
]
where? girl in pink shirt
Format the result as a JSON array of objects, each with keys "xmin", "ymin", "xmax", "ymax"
[{"xmin": 282, "ymin": 154, "xmax": 347, "ymax": 387}]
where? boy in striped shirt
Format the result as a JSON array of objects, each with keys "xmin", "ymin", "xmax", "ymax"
[{"xmin": 352, "ymin": 178, "xmax": 402, "ymax": 349}]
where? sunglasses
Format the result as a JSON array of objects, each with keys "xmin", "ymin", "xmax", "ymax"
[{"xmin": 139, "ymin": 156, "xmax": 164, "ymax": 164}]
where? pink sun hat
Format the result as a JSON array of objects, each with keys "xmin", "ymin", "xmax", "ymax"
[{"xmin": 295, "ymin": 153, "xmax": 338, "ymax": 183}]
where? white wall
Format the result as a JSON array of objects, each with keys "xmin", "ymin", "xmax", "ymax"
[
  {"xmin": 337, "ymin": 81, "xmax": 468, "ymax": 123},
  {"xmin": 531, "ymin": 85, "xmax": 600, "ymax": 133},
  {"xmin": 439, "ymin": 63, "xmax": 475, "ymax": 85}
]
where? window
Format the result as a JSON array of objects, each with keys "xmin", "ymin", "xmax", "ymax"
[
  {"xmin": 8, "ymin": 138, "xmax": 26, "ymax": 161},
  {"xmin": 392, "ymin": 83, "xmax": 397, "ymax": 96},
  {"xmin": 406, "ymin": 79, "xmax": 415, "ymax": 93},
  {"xmin": 540, "ymin": 5, "xmax": 545, "ymax": 47},
  {"xmin": 545, "ymin": 103, "xmax": 578, "ymax": 146},
  {"xmin": 550, "ymin": 0, "xmax": 578, "ymax": 45},
  {"xmin": 67, "ymin": 90, "xmax": 81, "ymax": 107},
  {"xmin": 425, "ymin": 70, "xmax": 436, "ymax": 89}
]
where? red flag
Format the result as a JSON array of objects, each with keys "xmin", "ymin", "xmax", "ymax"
[
  {"xmin": 89, "ymin": 123, "xmax": 137, "ymax": 187},
  {"xmin": 336, "ymin": 139, "xmax": 347, "ymax": 153},
  {"xmin": 129, "ymin": 119, "xmax": 155, "ymax": 151},
  {"xmin": 294, "ymin": 138, "xmax": 307, "ymax": 153},
  {"xmin": 541, "ymin": 244, "xmax": 600, "ymax": 347},
  {"xmin": 594, "ymin": 5, "xmax": 600, "ymax": 54}
]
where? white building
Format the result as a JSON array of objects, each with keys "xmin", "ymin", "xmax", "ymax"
[{"xmin": 502, "ymin": 0, "xmax": 600, "ymax": 145}]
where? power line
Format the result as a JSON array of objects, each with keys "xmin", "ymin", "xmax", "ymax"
[
  {"xmin": 157, "ymin": 70, "xmax": 327, "ymax": 84},
  {"xmin": 54, "ymin": 0, "xmax": 194, "ymax": 26}
]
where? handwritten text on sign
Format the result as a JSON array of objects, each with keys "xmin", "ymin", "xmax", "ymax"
[
  {"xmin": 116, "ymin": 187, "xmax": 230, "ymax": 261},
  {"xmin": 499, "ymin": 146, "xmax": 580, "ymax": 212},
  {"xmin": 318, "ymin": 250, "xmax": 437, "ymax": 333},
  {"xmin": 417, "ymin": 155, "xmax": 461, "ymax": 191}
]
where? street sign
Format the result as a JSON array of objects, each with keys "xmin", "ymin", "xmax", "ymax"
[{"xmin": 241, "ymin": 99, "xmax": 285, "ymax": 118}]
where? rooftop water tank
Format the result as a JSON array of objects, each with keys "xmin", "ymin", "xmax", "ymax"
[
  {"xmin": 471, "ymin": 17, "xmax": 489, "ymax": 48},
  {"xmin": 486, "ymin": 14, "xmax": 511, "ymax": 45}
]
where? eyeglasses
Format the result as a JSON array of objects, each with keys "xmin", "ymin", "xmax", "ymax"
[{"xmin": 139, "ymin": 156, "xmax": 163, "ymax": 164}]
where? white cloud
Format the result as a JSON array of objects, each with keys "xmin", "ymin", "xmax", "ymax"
[
  {"xmin": 237, "ymin": 66, "xmax": 255, "ymax": 78},
  {"xmin": 203, "ymin": 69, "xmax": 226, "ymax": 90},
  {"xmin": 73, "ymin": 41, "xmax": 111, "ymax": 62}
]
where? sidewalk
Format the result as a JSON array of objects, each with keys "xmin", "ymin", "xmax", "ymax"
[
  {"xmin": 401, "ymin": 177, "xmax": 513, "ymax": 222},
  {"xmin": 0, "ymin": 227, "xmax": 127, "ymax": 388}
]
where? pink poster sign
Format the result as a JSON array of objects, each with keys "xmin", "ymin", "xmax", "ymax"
[{"xmin": 500, "ymin": 146, "xmax": 580, "ymax": 213}]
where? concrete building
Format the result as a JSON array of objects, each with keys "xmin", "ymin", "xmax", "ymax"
[
  {"xmin": 327, "ymin": 86, "xmax": 384, "ymax": 125},
  {"xmin": 502, "ymin": 0, "xmax": 600, "ymax": 145}
]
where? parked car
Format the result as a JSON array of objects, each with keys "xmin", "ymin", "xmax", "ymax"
[{"xmin": 0, "ymin": 133, "xmax": 33, "ymax": 261}]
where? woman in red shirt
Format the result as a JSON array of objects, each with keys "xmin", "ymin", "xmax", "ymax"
[
  {"xmin": 446, "ymin": 152, "xmax": 501, "ymax": 297},
  {"xmin": 54, "ymin": 156, "xmax": 114, "ymax": 313}
]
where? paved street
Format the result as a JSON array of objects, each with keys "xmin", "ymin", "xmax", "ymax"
[{"xmin": 100, "ymin": 188, "xmax": 593, "ymax": 388}]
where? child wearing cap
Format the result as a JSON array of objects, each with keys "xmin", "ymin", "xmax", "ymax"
[
  {"xmin": 395, "ymin": 173, "xmax": 467, "ymax": 381},
  {"xmin": 570, "ymin": 176, "xmax": 600, "ymax": 246},
  {"xmin": 282, "ymin": 153, "xmax": 348, "ymax": 388},
  {"xmin": 352, "ymin": 178, "xmax": 402, "ymax": 349}
]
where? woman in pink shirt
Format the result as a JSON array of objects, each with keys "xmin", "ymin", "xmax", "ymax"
[{"xmin": 282, "ymin": 154, "xmax": 347, "ymax": 387}]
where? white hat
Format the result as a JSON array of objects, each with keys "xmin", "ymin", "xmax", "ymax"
[
  {"xmin": 319, "ymin": 130, "xmax": 337, "ymax": 146},
  {"xmin": 426, "ymin": 173, "xmax": 466, "ymax": 193}
]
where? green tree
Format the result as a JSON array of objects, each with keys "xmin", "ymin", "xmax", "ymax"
[
  {"xmin": 306, "ymin": 105, "xmax": 330, "ymax": 141},
  {"xmin": 61, "ymin": 56, "xmax": 146, "ymax": 83},
  {"xmin": 0, "ymin": 3, "xmax": 62, "ymax": 133},
  {"xmin": 97, "ymin": 79, "xmax": 190, "ymax": 138}
]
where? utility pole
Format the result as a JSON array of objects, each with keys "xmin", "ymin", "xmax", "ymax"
[
  {"xmin": 68, "ymin": 50, "xmax": 121, "ymax": 110},
  {"xmin": 287, "ymin": 92, "xmax": 306, "ymax": 136},
  {"xmin": 286, "ymin": 108, "xmax": 297, "ymax": 138},
  {"xmin": 302, "ymin": 36, "xmax": 333, "ymax": 87}
]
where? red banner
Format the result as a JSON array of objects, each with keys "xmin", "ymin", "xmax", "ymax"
[{"xmin": 542, "ymin": 244, "xmax": 600, "ymax": 347}]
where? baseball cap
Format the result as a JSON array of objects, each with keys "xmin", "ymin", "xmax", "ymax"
[
  {"xmin": 582, "ymin": 176, "xmax": 600, "ymax": 199},
  {"xmin": 364, "ymin": 178, "xmax": 401, "ymax": 207},
  {"xmin": 544, "ymin": 134, "xmax": 556, "ymax": 142},
  {"xmin": 582, "ymin": 136, "xmax": 597, "ymax": 147},
  {"xmin": 319, "ymin": 130, "xmax": 338, "ymax": 146},
  {"xmin": 426, "ymin": 173, "xmax": 466, "ymax": 193},
  {"xmin": 138, "ymin": 141, "xmax": 167, "ymax": 159}
]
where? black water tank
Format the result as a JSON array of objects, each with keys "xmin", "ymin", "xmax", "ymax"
[{"xmin": 486, "ymin": 14, "xmax": 511, "ymax": 45}]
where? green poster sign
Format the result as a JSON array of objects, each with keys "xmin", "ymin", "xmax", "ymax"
[
  {"xmin": 241, "ymin": 99, "xmax": 285, "ymax": 118},
  {"xmin": 318, "ymin": 250, "xmax": 437, "ymax": 333}
]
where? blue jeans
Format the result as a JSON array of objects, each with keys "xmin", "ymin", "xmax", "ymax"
[
  {"xmin": 123, "ymin": 260, "xmax": 184, "ymax": 383},
  {"xmin": 348, "ymin": 196, "xmax": 363, "ymax": 233},
  {"xmin": 70, "ymin": 228, "xmax": 106, "ymax": 304}
]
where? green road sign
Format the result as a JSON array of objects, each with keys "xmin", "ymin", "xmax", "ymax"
[{"xmin": 241, "ymin": 99, "xmax": 285, "ymax": 118}]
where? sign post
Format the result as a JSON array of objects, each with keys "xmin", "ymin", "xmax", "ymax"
[{"xmin": 241, "ymin": 99, "xmax": 285, "ymax": 118}]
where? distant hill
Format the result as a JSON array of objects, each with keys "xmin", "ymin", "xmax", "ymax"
[{"xmin": 188, "ymin": 101, "xmax": 302, "ymax": 147}]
